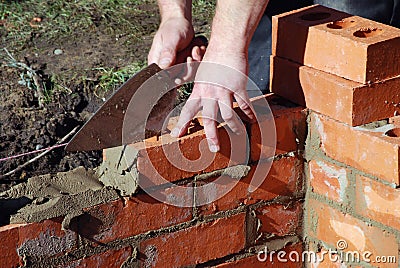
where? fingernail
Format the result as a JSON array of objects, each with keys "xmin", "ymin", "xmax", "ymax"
[
  {"xmin": 170, "ymin": 128, "xmax": 179, "ymax": 137},
  {"xmin": 209, "ymin": 144, "xmax": 219, "ymax": 153},
  {"xmin": 160, "ymin": 58, "xmax": 171, "ymax": 68}
]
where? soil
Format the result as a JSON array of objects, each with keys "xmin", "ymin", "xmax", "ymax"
[{"xmin": 0, "ymin": 2, "xmax": 211, "ymax": 190}]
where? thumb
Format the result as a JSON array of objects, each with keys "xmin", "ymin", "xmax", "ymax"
[{"xmin": 159, "ymin": 47, "xmax": 176, "ymax": 69}]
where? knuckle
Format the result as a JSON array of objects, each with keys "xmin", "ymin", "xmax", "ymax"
[{"xmin": 222, "ymin": 111, "xmax": 234, "ymax": 122}]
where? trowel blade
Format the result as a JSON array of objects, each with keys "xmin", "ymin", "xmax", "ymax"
[{"xmin": 65, "ymin": 63, "xmax": 165, "ymax": 151}]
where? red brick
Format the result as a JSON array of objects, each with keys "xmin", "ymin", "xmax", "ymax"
[
  {"xmin": 309, "ymin": 159, "xmax": 348, "ymax": 203},
  {"xmin": 18, "ymin": 218, "xmax": 77, "ymax": 259},
  {"xmin": 102, "ymin": 126, "xmax": 243, "ymax": 187},
  {"xmin": 356, "ymin": 175, "xmax": 400, "ymax": 231},
  {"xmin": 256, "ymin": 202, "xmax": 303, "ymax": 237},
  {"xmin": 136, "ymin": 125, "xmax": 248, "ymax": 185},
  {"xmin": 139, "ymin": 213, "xmax": 246, "ymax": 267},
  {"xmin": 307, "ymin": 198, "xmax": 398, "ymax": 266},
  {"xmin": 251, "ymin": 97, "xmax": 306, "ymax": 161},
  {"xmin": 0, "ymin": 224, "xmax": 25, "ymax": 268},
  {"xmin": 66, "ymin": 246, "xmax": 132, "ymax": 267},
  {"xmin": 196, "ymin": 157, "xmax": 302, "ymax": 215},
  {"xmin": 311, "ymin": 112, "xmax": 400, "ymax": 185},
  {"xmin": 115, "ymin": 107, "xmax": 254, "ymax": 187},
  {"xmin": 79, "ymin": 192, "xmax": 192, "ymax": 244},
  {"xmin": 215, "ymin": 243, "xmax": 303, "ymax": 268},
  {"xmin": 271, "ymin": 56, "xmax": 400, "ymax": 126},
  {"xmin": 0, "ymin": 221, "xmax": 79, "ymax": 266},
  {"xmin": 272, "ymin": 5, "xmax": 400, "ymax": 83}
]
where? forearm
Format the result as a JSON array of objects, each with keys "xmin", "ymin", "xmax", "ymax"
[
  {"xmin": 158, "ymin": 0, "xmax": 192, "ymax": 21},
  {"xmin": 209, "ymin": 0, "xmax": 269, "ymax": 53}
]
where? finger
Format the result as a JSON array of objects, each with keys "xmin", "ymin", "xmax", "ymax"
[
  {"xmin": 234, "ymin": 90, "xmax": 255, "ymax": 121},
  {"xmin": 148, "ymin": 39, "xmax": 163, "ymax": 65},
  {"xmin": 175, "ymin": 34, "xmax": 206, "ymax": 63},
  {"xmin": 148, "ymin": 34, "xmax": 177, "ymax": 69},
  {"xmin": 199, "ymin": 46, "xmax": 207, "ymax": 60},
  {"xmin": 159, "ymin": 46, "xmax": 177, "ymax": 68},
  {"xmin": 175, "ymin": 46, "xmax": 201, "ymax": 83},
  {"xmin": 182, "ymin": 56, "xmax": 198, "ymax": 82},
  {"xmin": 192, "ymin": 46, "xmax": 201, "ymax": 62},
  {"xmin": 171, "ymin": 96, "xmax": 201, "ymax": 137},
  {"xmin": 201, "ymin": 96, "xmax": 219, "ymax": 152},
  {"xmin": 192, "ymin": 46, "xmax": 207, "ymax": 62},
  {"xmin": 219, "ymin": 95, "xmax": 243, "ymax": 134},
  {"xmin": 174, "ymin": 56, "xmax": 196, "ymax": 84}
]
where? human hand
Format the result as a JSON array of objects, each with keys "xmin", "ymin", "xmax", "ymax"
[
  {"xmin": 148, "ymin": 17, "xmax": 195, "ymax": 68},
  {"xmin": 170, "ymin": 46, "xmax": 255, "ymax": 152}
]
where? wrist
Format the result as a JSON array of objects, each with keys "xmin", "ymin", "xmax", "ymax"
[
  {"xmin": 208, "ymin": 14, "xmax": 251, "ymax": 53},
  {"xmin": 208, "ymin": 0, "xmax": 268, "ymax": 54},
  {"xmin": 158, "ymin": 0, "xmax": 192, "ymax": 22},
  {"xmin": 159, "ymin": 16, "xmax": 193, "ymax": 29},
  {"xmin": 207, "ymin": 34, "xmax": 248, "ymax": 56}
]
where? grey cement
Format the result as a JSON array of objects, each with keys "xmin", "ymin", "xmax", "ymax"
[
  {"xmin": 0, "ymin": 167, "xmax": 119, "ymax": 227},
  {"xmin": 97, "ymin": 145, "xmax": 139, "ymax": 196}
]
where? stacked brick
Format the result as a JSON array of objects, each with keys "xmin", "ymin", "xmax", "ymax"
[
  {"xmin": 0, "ymin": 94, "xmax": 306, "ymax": 267},
  {"xmin": 271, "ymin": 4, "xmax": 400, "ymax": 126},
  {"xmin": 271, "ymin": 4, "xmax": 400, "ymax": 267}
]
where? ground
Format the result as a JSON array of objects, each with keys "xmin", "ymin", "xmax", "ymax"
[{"xmin": 0, "ymin": 0, "xmax": 214, "ymax": 189}]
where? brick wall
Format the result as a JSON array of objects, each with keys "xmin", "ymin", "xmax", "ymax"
[
  {"xmin": 0, "ymin": 93, "xmax": 306, "ymax": 268},
  {"xmin": 271, "ymin": 5, "xmax": 400, "ymax": 267},
  {"xmin": 2, "ymin": 4, "xmax": 400, "ymax": 268}
]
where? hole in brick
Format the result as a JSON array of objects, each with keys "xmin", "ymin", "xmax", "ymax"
[
  {"xmin": 353, "ymin": 28, "xmax": 383, "ymax": 38},
  {"xmin": 327, "ymin": 19, "xmax": 356, "ymax": 29},
  {"xmin": 300, "ymin": 12, "xmax": 331, "ymax": 21},
  {"xmin": 385, "ymin": 128, "xmax": 400, "ymax": 137}
]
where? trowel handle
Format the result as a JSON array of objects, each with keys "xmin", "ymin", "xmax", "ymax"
[{"xmin": 175, "ymin": 35, "xmax": 208, "ymax": 64}]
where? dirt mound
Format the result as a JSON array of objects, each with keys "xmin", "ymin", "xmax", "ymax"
[{"xmin": 0, "ymin": 66, "xmax": 102, "ymax": 187}]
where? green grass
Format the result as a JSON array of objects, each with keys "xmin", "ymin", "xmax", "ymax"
[
  {"xmin": 0, "ymin": 0, "xmax": 155, "ymax": 51},
  {"xmin": 1, "ymin": 0, "xmax": 214, "ymax": 51},
  {"xmin": 193, "ymin": 0, "xmax": 215, "ymax": 23},
  {"xmin": 92, "ymin": 61, "xmax": 146, "ymax": 98}
]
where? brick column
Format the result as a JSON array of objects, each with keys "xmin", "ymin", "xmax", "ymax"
[{"xmin": 271, "ymin": 4, "xmax": 400, "ymax": 267}]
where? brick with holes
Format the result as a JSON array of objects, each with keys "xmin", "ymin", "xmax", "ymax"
[{"xmin": 272, "ymin": 5, "xmax": 400, "ymax": 83}]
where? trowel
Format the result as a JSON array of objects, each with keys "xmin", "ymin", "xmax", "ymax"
[{"xmin": 65, "ymin": 36, "xmax": 207, "ymax": 152}]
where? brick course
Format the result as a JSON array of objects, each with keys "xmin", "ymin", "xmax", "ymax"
[
  {"xmin": 139, "ymin": 213, "xmax": 247, "ymax": 267},
  {"xmin": 272, "ymin": 5, "xmax": 400, "ymax": 83},
  {"xmin": 271, "ymin": 56, "xmax": 400, "ymax": 126}
]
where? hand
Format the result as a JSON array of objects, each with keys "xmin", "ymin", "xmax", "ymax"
[
  {"xmin": 148, "ymin": 17, "xmax": 195, "ymax": 68},
  {"xmin": 171, "ymin": 46, "xmax": 255, "ymax": 152}
]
